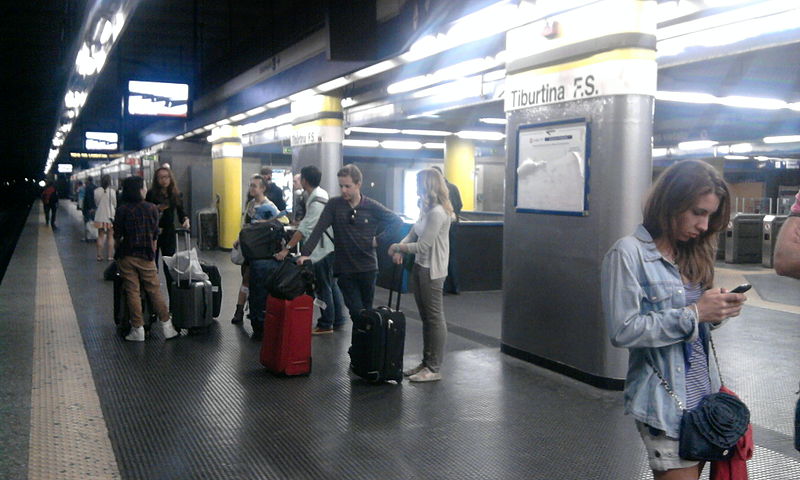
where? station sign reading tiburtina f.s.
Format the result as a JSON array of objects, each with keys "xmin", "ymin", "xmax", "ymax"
[{"xmin": 504, "ymin": 49, "xmax": 656, "ymax": 112}]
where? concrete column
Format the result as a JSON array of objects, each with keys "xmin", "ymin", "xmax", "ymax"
[
  {"xmin": 211, "ymin": 125, "xmax": 243, "ymax": 249},
  {"xmin": 290, "ymin": 95, "xmax": 343, "ymax": 195},
  {"xmin": 500, "ymin": 0, "xmax": 657, "ymax": 389},
  {"xmin": 444, "ymin": 137, "xmax": 475, "ymax": 212}
]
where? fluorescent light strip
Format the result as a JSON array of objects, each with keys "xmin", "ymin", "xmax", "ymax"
[
  {"xmin": 400, "ymin": 129, "xmax": 452, "ymax": 137},
  {"xmin": 246, "ymin": 106, "xmax": 267, "ymax": 116},
  {"xmin": 678, "ymin": 140, "xmax": 718, "ymax": 150},
  {"xmin": 656, "ymin": 91, "xmax": 796, "ymax": 111},
  {"xmin": 456, "ymin": 130, "xmax": 505, "ymax": 141},
  {"xmin": 230, "ymin": 113, "xmax": 248, "ymax": 122},
  {"xmin": 380, "ymin": 140, "xmax": 422, "ymax": 150},
  {"xmin": 479, "ymin": 118, "xmax": 507, "ymax": 125},
  {"xmin": 764, "ymin": 135, "xmax": 800, "ymax": 143},
  {"xmin": 267, "ymin": 98, "xmax": 290, "ymax": 109},
  {"xmin": 423, "ymin": 143, "xmax": 445, "ymax": 149},
  {"xmin": 724, "ymin": 155, "xmax": 750, "ymax": 160},
  {"xmin": 317, "ymin": 76, "xmax": 349, "ymax": 92}
]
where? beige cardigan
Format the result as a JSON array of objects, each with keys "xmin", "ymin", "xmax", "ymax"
[{"xmin": 401, "ymin": 205, "xmax": 452, "ymax": 280}]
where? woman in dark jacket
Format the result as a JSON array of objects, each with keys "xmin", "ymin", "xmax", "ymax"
[{"xmin": 145, "ymin": 167, "xmax": 190, "ymax": 265}]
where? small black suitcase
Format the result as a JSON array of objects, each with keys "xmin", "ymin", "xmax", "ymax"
[
  {"xmin": 349, "ymin": 268, "xmax": 405, "ymax": 383},
  {"xmin": 200, "ymin": 261, "xmax": 222, "ymax": 318},
  {"xmin": 197, "ymin": 208, "xmax": 218, "ymax": 250},
  {"xmin": 169, "ymin": 229, "xmax": 214, "ymax": 331},
  {"xmin": 113, "ymin": 269, "xmax": 155, "ymax": 337}
]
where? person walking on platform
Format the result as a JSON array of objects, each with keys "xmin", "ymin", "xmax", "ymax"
[
  {"xmin": 75, "ymin": 180, "xmax": 84, "ymax": 210},
  {"xmin": 41, "ymin": 180, "xmax": 59, "ymax": 228},
  {"xmin": 260, "ymin": 166, "xmax": 287, "ymax": 212},
  {"xmin": 231, "ymin": 174, "xmax": 280, "ymax": 336},
  {"xmin": 93, "ymin": 174, "xmax": 117, "ymax": 261},
  {"xmin": 601, "ymin": 160, "xmax": 747, "ymax": 479},
  {"xmin": 297, "ymin": 164, "xmax": 402, "ymax": 327},
  {"xmin": 432, "ymin": 166, "xmax": 462, "ymax": 295},
  {"xmin": 389, "ymin": 168, "xmax": 453, "ymax": 382},
  {"xmin": 82, "ymin": 176, "xmax": 97, "ymax": 239},
  {"xmin": 275, "ymin": 165, "xmax": 347, "ymax": 334},
  {"xmin": 113, "ymin": 176, "xmax": 179, "ymax": 342}
]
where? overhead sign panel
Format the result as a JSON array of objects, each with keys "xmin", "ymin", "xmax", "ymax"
[
  {"xmin": 127, "ymin": 80, "xmax": 189, "ymax": 117},
  {"xmin": 85, "ymin": 131, "xmax": 118, "ymax": 151}
]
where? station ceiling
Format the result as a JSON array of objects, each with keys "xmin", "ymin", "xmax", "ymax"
[{"xmin": 6, "ymin": 0, "xmax": 800, "ymax": 180}]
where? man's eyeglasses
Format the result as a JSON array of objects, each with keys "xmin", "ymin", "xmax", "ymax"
[{"xmin": 349, "ymin": 209, "xmax": 357, "ymax": 225}]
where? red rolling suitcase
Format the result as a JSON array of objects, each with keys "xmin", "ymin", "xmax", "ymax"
[{"xmin": 260, "ymin": 294, "xmax": 313, "ymax": 375}]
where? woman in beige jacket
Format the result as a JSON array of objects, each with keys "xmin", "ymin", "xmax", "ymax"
[{"xmin": 389, "ymin": 168, "xmax": 454, "ymax": 382}]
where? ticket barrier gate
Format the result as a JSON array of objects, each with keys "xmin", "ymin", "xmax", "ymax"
[{"xmin": 725, "ymin": 213, "xmax": 765, "ymax": 264}]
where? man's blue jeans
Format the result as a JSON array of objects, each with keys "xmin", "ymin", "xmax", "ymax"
[
  {"xmin": 313, "ymin": 253, "xmax": 347, "ymax": 330},
  {"xmin": 336, "ymin": 270, "xmax": 378, "ymax": 322}
]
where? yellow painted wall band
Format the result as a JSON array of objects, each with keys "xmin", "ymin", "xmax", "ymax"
[
  {"xmin": 532, "ymin": 48, "xmax": 655, "ymax": 75},
  {"xmin": 212, "ymin": 156, "xmax": 242, "ymax": 249}
]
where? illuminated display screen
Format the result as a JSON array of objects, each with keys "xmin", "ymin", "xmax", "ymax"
[
  {"xmin": 127, "ymin": 80, "xmax": 188, "ymax": 117},
  {"xmin": 57, "ymin": 163, "xmax": 74, "ymax": 173},
  {"xmin": 85, "ymin": 131, "xmax": 118, "ymax": 151}
]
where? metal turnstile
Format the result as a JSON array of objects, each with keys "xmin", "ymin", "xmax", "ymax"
[
  {"xmin": 724, "ymin": 213, "xmax": 765, "ymax": 264},
  {"xmin": 762, "ymin": 214, "xmax": 788, "ymax": 268}
]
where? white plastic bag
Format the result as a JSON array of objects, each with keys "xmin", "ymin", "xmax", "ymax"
[
  {"xmin": 85, "ymin": 221, "xmax": 98, "ymax": 240},
  {"xmin": 230, "ymin": 245, "xmax": 245, "ymax": 265},
  {"xmin": 163, "ymin": 248, "xmax": 208, "ymax": 282}
]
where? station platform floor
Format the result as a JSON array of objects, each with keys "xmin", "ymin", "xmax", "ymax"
[{"xmin": 2, "ymin": 200, "xmax": 799, "ymax": 479}]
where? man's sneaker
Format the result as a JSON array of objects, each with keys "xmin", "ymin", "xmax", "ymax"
[
  {"xmin": 409, "ymin": 367, "xmax": 441, "ymax": 382},
  {"xmin": 403, "ymin": 363, "xmax": 425, "ymax": 377},
  {"xmin": 125, "ymin": 326, "xmax": 145, "ymax": 342},
  {"xmin": 162, "ymin": 318, "xmax": 179, "ymax": 340},
  {"xmin": 231, "ymin": 305, "xmax": 244, "ymax": 325},
  {"xmin": 312, "ymin": 327, "xmax": 334, "ymax": 335}
]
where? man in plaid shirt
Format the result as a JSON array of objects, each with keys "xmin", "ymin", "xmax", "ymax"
[{"xmin": 113, "ymin": 175, "xmax": 179, "ymax": 342}]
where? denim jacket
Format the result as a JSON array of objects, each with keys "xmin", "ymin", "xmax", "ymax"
[{"xmin": 601, "ymin": 225, "xmax": 721, "ymax": 438}]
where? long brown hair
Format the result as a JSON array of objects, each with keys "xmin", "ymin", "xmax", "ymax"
[
  {"xmin": 150, "ymin": 166, "xmax": 180, "ymax": 204},
  {"xmin": 417, "ymin": 168, "xmax": 454, "ymax": 216},
  {"xmin": 643, "ymin": 160, "xmax": 731, "ymax": 287}
]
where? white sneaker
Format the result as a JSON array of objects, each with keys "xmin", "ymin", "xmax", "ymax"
[
  {"xmin": 125, "ymin": 326, "xmax": 145, "ymax": 342},
  {"xmin": 408, "ymin": 367, "xmax": 441, "ymax": 382},
  {"xmin": 403, "ymin": 363, "xmax": 425, "ymax": 377},
  {"xmin": 162, "ymin": 318, "xmax": 179, "ymax": 340}
]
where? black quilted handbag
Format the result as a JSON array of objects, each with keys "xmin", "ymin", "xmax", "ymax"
[{"xmin": 647, "ymin": 336, "xmax": 750, "ymax": 461}]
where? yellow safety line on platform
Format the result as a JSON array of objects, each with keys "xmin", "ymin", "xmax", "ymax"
[{"xmin": 28, "ymin": 208, "xmax": 120, "ymax": 480}]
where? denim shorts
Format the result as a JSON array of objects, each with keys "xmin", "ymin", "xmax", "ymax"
[{"xmin": 635, "ymin": 421, "xmax": 700, "ymax": 472}]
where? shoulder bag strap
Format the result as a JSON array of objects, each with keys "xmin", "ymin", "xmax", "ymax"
[{"xmin": 645, "ymin": 353, "xmax": 686, "ymax": 411}]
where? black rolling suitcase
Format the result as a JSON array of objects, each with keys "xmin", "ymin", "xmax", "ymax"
[
  {"xmin": 113, "ymin": 269, "xmax": 155, "ymax": 337},
  {"xmin": 349, "ymin": 267, "xmax": 406, "ymax": 383},
  {"xmin": 200, "ymin": 261, "xmax": 222, "ymax": 318},
  {"xmin": 169, "ymin": 229, "xmax": 214, "ymax": 331}
]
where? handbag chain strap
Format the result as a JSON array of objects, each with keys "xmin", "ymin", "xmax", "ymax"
[{"xmin": 645, "ymin": 331, "xmax": 724, "ymax": 412}]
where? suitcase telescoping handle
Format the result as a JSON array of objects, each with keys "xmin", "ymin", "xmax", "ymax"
[
  {"xmin": 174, "ymin": 228, "xmax": 193, "ymax": 284},
  {"xmin": 387, "ymin": 263, "xmax": 402, "ymax": 312}
]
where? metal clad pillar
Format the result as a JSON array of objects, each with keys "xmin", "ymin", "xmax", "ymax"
[
  {"xmin": 291, "ymin": 95, "xmax": 344, "ymax": 195},
  {"xmin": 501, "ymin": 0, "xmax": 657, "ymax": 389},
  {"xmin": 444, "ymin": 137, "xmax": 475, "ymax": 212},
  {"xmin": 211, "ymin": 126, "xmax": 243, "ymax": 249}
]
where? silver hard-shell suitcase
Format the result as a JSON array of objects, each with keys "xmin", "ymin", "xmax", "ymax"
[{"xmin": 169, "ymin": 230, "xmax": 214, "ymax": 331}]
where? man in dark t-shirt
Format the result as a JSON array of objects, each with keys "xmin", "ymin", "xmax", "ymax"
[
  {"xmin": 298, "ymin": 164, "xmax": 402, "ymax": 324},
  {"xmin": 260, "ymin": 167, "xmax": 287, "ymax": 212}
]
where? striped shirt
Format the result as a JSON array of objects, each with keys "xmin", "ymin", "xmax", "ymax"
[
  {"xmin": 684, "ymin": 283, "xmax": 711, "ymax": 409},
  {"xmin": 301, "ymin": 195, "xmax": 402, "ymax": 275}
]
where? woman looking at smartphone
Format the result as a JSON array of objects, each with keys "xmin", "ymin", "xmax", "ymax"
[{"xmin": 601, "ymin": 160, "xmax": 747, "ymax": 479}]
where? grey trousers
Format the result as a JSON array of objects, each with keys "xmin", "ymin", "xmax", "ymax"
[{"xmin": 409, "ymin": 264, "xmax": 447, "ymax": 372}]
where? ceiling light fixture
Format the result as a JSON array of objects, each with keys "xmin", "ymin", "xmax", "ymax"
[
  {"xmin": 456, "ymin": 130, "xmax": 505, "ymax": 141},
  {"xmin": 348, "ymin": 127, "xmax": 400, "ymax": 134},
  {"xmin": 678, "ymin": 140, "xmax": 718, "ymax": 150},
  {"xmin": 763, "ymin": 135, "xmax": 800, "ymax": 143},
  {"xmin": 380, "ymin": 140, "xmax": 422, "ymax": 150},
  {"xmin": 266, "ymin": 98, "xmax": 290, "ymax": 109},
  {"xmin": 479, "ymin": 118, "xmax": 507, "ymax": 125},
  {"xmin": 343, "ymin": 139, "xmax": 380, "ymax": 148},
  {"xmin": 400, "ymin": 129, "xmax": 452, "ymax": 136}
]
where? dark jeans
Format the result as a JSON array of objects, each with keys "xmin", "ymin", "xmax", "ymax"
[
  {"xmin": 43, "ymin": 204, "xmax": 57, "ymax": 226},
  {"xmin": 444, "ymin": 223, "xmax": 459, "ymax": 293},
  {"xmin": 248, "ymin": 258, "xmax": 281, "ymax": 333},
  {"xmin": 313, "ymin": 253, "xmax": 347, "ymax": 329},
  {"xmin": 337, "ymin": 270, "xmax": 378, "ymax": 322}
]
